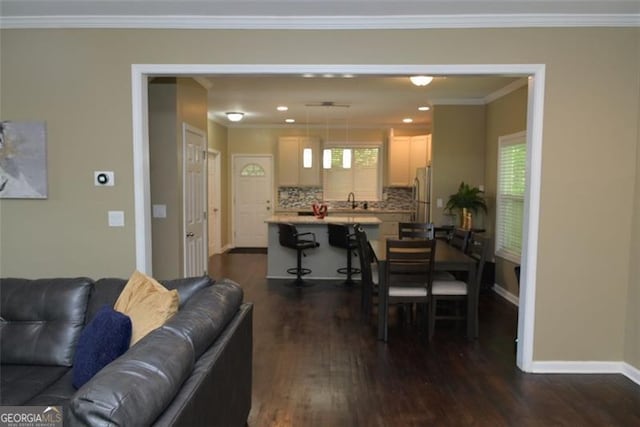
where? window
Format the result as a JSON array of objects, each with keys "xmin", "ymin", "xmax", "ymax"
[
  {"xmin": 240, "ymin": 163, "xmax": 265, "ymax": 177},
  {"xmin": 496, "ymin": 131, "xmax": 526, "ymax": 263},
  {"xmin": 322, "ymin": 145, "xmax": 381, "ymax": 201}
]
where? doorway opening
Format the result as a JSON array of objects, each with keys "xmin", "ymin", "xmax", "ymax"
[{"xmin": 131, "ymin": 64, "xmax": 545, "ymax": 373}]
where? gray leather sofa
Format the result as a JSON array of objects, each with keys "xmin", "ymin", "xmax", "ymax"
[{"xmin": 0, "ymin": 276, "xmax": 253, "ymax": 427}]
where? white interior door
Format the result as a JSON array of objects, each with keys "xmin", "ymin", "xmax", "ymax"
[
  {"xmin": 207, "ymin": 150, "xmax": 222, "ymax": 254},
  {"xmin": 233, "ymin": 155, "xmax": 273, "ymax": 247},
  {"xmin": 183, "ymin": 123, "xmax": 207, "ymax": 276}
]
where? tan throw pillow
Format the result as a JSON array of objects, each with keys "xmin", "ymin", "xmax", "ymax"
[{"xmin": 114, "ymin": 270, "xmax": 180, "ymax": 345}]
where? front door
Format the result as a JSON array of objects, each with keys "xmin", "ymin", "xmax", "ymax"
[
  {"xmin": 233, "ymin": 155, "xmax": 273, "ymax": 247},
  {"xmin": 183, "ymin": 124, "xmax": 207, "ymax": 276}
]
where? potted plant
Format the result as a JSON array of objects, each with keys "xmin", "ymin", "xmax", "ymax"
[{"xmin": 445, "ymin": 181, "xmax": 488, "ymax": 229}]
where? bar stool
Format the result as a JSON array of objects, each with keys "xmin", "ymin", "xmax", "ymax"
[
  {"xmin": 278, "ymin": 223, "xmax": 320, "ymax": 287},
  {"xmin": 327, "ymin": 223, "xmax": 360, "ymax": 286}
]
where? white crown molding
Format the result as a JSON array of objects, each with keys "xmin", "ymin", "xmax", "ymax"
[
  {"xmin": 484, "ymin": 78, "xmax": 529, "ymax": 103},
  {"xmin": 430, "ymin": 98, "xmax": 487, "ymax": 106},
  {"xmin": 1, "ymin": 13, "xmax": 638, "ymax": 29},
  {"xmin": 531, "ymin": 361, "xmax": 640, "ymax": 386}
]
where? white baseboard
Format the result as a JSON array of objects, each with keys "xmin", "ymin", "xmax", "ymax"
[
  {"xmin": 492, "ymin": 283, "xmax": 519, "ymax": 306},
  {"xmin": 530, "ymin": 361, "xmax": 640, "ymax": 386}
]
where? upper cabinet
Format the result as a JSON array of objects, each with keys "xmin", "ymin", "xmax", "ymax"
[
  {"xmin": 277, "ymin": 136, "xmax": 321, "ymax": 186},
  {"xmin": 388, "ymin": 134, "xmax": 431, "ymax": 186}
]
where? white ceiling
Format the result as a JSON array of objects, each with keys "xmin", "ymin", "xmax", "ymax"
[{"xmin": 201, "ymin": 74, "xmax": 524, "ymax": 129}]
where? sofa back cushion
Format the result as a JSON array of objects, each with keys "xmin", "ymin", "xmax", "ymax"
[
  {"xmin": 162, "ymin": 279, "xmax": 244, "ymax": 358},
  {"xmin": 0, "ymin": 277, "xmax": 93, "ymax": 366}
]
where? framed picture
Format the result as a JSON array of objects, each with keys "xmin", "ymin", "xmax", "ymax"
[{"xmin": 0, "ymin": 121, "xmax": 48, "ymax": 199}]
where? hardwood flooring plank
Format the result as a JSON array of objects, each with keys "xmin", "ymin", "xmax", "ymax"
[{"xmin": 209, "ymin": 253, "xmax": 640, "ymax": 426}]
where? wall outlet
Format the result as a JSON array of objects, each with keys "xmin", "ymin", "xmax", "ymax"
[{"xmin": 436, "ymin": 198, "xmax": 444, "ymax": 208}]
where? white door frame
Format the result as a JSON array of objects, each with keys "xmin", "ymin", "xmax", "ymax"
[
  {"xmin": 131, "ymin": 63, "xmax": 545, "ymax": 373},
  {"xmin": 231, "ymin": 153, "xmax": 274, "ymax": 247},
  {"xmin": 208, "ymin": 148, "xmax": 222, "ymax": 254}
]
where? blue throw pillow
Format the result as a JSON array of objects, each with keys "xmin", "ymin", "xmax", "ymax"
[{"xmin": 72, "ymin": 305, "xmax": 132, "ymax": 389}]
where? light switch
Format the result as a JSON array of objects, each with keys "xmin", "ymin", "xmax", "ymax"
[
  {"xmin": 153, "ymin": 204, "xmax": 167, "ymax": 218},
  {"xmin": 478, "ymin": 185, "xmax": 485, "ymax": 192},
  {"xmin": 436, "ymin": 198, "xmax": 444, "ymax": 208},
  {"xmin": 108, "ymin": 210, "xmax": 125, "ymax": 227}
]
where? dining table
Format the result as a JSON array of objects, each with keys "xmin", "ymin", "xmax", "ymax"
[{"xmin": 369, "ymin": 238, "xmax": 478, "ymax": 341}]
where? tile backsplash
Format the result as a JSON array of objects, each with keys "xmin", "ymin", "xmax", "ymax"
[{"xmin": 278, "ymin": 186, "xmax": 414, "ymax": 211}]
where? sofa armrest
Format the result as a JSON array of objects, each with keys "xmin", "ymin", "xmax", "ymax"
[{"xmin": 152, "ymin": 303, "xmax": 253, "ymax": 427}]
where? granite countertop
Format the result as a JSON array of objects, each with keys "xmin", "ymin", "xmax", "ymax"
[
  {"xmin": 266, "ymin": 215, "xmax": 382, "ymax": 225},
  {"xmin": 275, "ymin": 207, "xmax": 413, "ymax": 214}
]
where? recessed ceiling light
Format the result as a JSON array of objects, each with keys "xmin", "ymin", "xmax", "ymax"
[
  {"xmin": 418, "ymin": 106, "xmax": 431, "ymax": 111},
  {"xmin": 277, "ymin": 106, "xmax": 288, "ymax": 111},
  {"xmin": 403, "ymin": 118, "xmax": 413, "ymax": 123},
  {"xmin": 342, "ymin": 74, "xmax": 355, "ymax": 78},
  {"xmin": 285, "ymin": 119, "xmax": 295, "ymax": 123},
  {"xmin": 302, "ymin": 73, "xmax": 315, "ymax": 78},
  {"xmin": 226, "ymin": 112, "xmax": 244, "ymax": 122},
  {"xmin": 322, "ymin": 74, "xmax": 335, "ymax": 78},
  {"xmin": 410, "ymin": 75, "xmax": 434, "ymax": 86}
]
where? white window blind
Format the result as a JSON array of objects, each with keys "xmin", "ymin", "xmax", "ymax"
[
  {"xmin": 323, "ymin": 146, "xmax": 381, "ymax": 201},
  {"xmin": 496, "ymin": 131, "xmax": 526, "ymax": 263}
]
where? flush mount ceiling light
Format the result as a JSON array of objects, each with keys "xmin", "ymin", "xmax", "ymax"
[
  {"xmin": 409, "ymin": 75, "xmax": 434, "ymax": 87},
  {"xmin": 418, "ymin": 106, "xmax": 431, "ymax": 111},
  {"xmin": 277, "ymin": 106, "xmax": 288, "ymax": 111},
  {"xmin": 403, "ymin": 118, "xmax": 414, "ymax": 123},
  {"xmin": 226, "ymin": 112, "xmax": 244, "ymax": 122},
  {"xmin": 285, "ymin": 118, "xmax": 295, "ymax": 123}
]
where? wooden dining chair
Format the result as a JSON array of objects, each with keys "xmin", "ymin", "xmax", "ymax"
[
  {"xmin": 429, "ymin": 234, "xmax": 488, "ymax": 339},
  {"xmin": 353, "ymin": 224, "xmax": 378, "ymax": 316},
  {"xmin": 432, "ymin": 227, "xmax": 472, "ymax": 281},
  {"xmin": 382, "ymin": 238, "xmax": 436, "ymax": 341},
  {"xmin": 398, "ymin": 222, "xmax": 434, "ymax": 239}
]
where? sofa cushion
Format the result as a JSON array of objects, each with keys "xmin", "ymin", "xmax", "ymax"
[
  {"xmin": 72, "ymin": 305, "xmax": 132, "ymax": 389},
  {"xmin": 114, "ymin": 271, "xmax": 179, "ymax": 345},
  {"xmin": 26, "ymin": 370, "xmax": 76, "ymax": 406},
  {"xmin": 66, "ymin": 324, "xmax": 195, "ymax": 427},
  {"xmin": 162, "ymin": 279, "xmax": 244, "ymax": 359},
  {"xmin": 0, "ymin": 277, "xmax": 93, "ymax": 366},
  {"xmin": 0, "ymin": 365, "xmax": 70, "ymax": 405},
  {"xmin": 87, "ymin": 276, "xmax": 212, "ymax": 324}
]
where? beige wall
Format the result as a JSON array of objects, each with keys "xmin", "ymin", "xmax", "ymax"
[
  {"xmin": 431, "ymin": 105, "xmax": 486, "ymax": 226},
  {"xmin": 484, "ymin": 85, "xmax": 529, "ymax": 296},
  {"xmin": 627, "ymin": 47, "xmax": 640, "ymax": 368},
  {"xmin": 148, "ymin": 78, "xmax": 207, "ymax": 279},
  {"xmin": 1, "ymin": 27, "xmax": 639, "ymax": 367}
]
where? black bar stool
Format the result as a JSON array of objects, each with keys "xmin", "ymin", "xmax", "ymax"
[
  {"xmin": 327, "ymin": 223, "xmax": 360, "ymax": 286},
  {"xmin": 278, "ymin": 223, "xmax": 320, "ymax": 287}
]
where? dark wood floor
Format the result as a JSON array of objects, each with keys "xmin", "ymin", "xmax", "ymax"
[{"xmin": 210, "ymin": 253, "xmax": 640, "ymax": 427}]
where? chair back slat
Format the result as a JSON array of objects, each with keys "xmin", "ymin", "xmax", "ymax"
[
  {"xmin": 386, "ymin": 238, "xmax": 436, "ymax": 287},
  {"xmin": 354, "ymin": 225, "xmax": 373, "ymax": 285},
  {"xmin": 466, "ymin": 234, "xmax": 489, "ymax": 288}
]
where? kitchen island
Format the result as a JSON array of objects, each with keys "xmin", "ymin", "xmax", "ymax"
[{"xmin": 265, "ymin": 215, "xmax": 381, "ymax": 280}]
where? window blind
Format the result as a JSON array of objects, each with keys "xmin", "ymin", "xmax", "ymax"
[
  {"xmin": 323, "ymin": 147, "xmax": 380, "ymax": 201},
  {"xmin": 496, "ymin": 132, "xmax": 526, "ymax": 263}
]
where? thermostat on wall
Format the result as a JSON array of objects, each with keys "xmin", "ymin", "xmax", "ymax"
[{"xmin": 94, "ymin": 171, "xmax": 115, "ymax": 186}]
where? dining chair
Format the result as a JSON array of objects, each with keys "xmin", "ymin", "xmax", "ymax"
[
  {"xmin": 432, "ymin": 227, "xmax": 472, "ymax": 281},
  {"xmin": 353, "ymin": 224, "xmax": 378, "ymax": 316},
  {"xmin": 398, "ymin": 222, "xmax": 434, "ymax": 240},
  {"xmin": 449, "ymin": 227, "xmax": 471, "ymax": 252},
  {"xmin": 429, "ymin": 234, "xmax": 488, "ymax": 339},
  {"xmin": 382, "ymin": 238, "xmax": 436, "ymax": 340}
]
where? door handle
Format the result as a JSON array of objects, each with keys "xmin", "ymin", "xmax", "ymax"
[{"xmin": 186, "ymin": 232, "xmax": 195, "ymax": 238}]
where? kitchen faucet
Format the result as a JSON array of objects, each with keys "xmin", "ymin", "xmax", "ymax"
[{"xmin": 347, "ymin": 192, "xmax": 356, "ymax": 209}]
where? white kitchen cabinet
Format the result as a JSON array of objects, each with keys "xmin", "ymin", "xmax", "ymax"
[
  {"xmin": 277, "ymin": 136, "xmax": 321, "ymax": 186},
  {"xmin": 388, "ymin": 134, "xmax": 431, "ymax": 186}
]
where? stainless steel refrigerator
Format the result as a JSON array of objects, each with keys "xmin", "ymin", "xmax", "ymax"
[{"xmin": 412, "ymin": 166, "xmax": 431, "ymax": 223}]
